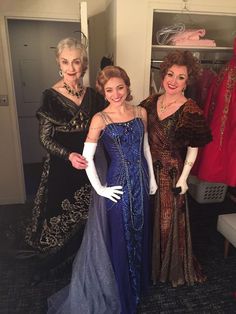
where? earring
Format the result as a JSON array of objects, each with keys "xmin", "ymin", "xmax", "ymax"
[
  {"xmin": 159, "ymin": 83, "xmax": 165, "ymax": 94},
  {"xmin": 182, "ymin": 87, "xmax": 186, "ymax": 95},
  {"xmin": 126, "ymin": 88, "xmax": 132, "ymax": 101},
  {"xmin": 104, "ymin": 97, "xmax": 109, "ymax": 105},
  {"xmin": 59, "ymin": 70, "xmax": 63, "ymax": 77}
]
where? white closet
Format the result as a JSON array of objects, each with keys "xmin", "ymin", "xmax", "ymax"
[{"xmin": 150, "ymin": 10, "xmax": 236, "ymax": 92}]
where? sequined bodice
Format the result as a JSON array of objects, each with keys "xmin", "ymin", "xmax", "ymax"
[
  {"xmin": 101, "ymin": 118, "xmax": 147, "ymax": 187},
  {"xmin": 100, "ymin": 115, "xmax": 149, "ymax": 231}
]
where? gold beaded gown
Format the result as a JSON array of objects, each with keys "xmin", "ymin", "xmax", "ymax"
[{"xmin": 25, "ymin": 87, "xmax": 105, "ymax": 265}]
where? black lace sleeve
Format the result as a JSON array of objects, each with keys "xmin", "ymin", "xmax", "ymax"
[
  {"xmin": 38, "ymin": 116, "xmax": 71, "ymax": 160},
  {"xmin": 174, "ymin": 99, "xmax": 212, "ymax": 148}
]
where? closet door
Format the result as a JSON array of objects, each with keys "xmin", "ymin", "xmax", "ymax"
[{"xmin": 7, "ymin": 3, "xmax": 89, "ymax": 166}]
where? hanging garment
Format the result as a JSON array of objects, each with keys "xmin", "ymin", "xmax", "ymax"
[
  {"xmin": 193, "ymin": 38, "xmax": 236, "ymax": 186},
  {"xmin": 157, "ymin": 25, "xmax": 216, "ymax": 47},
  {"xmin": 186, "ymin": 67, "xmax": 217, "ymax": 108},
  {"xmin": 169, "ymin": 28, "xmax": 216, "ymax": 46}
]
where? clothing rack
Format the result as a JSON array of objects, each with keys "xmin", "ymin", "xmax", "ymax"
[
  {"xmin": 200, "ymin": 59, "xmax": 228, "ymax": 65},
  {"xmin": 149, "ymin": 56, "xmax": 229, "ymax": 96},
  {"xmin": 151, "ymin": 59, "xmax": 228, "ymax": 66},
  {"xmin": 151, "ymin": 59, "xmax": 228, "ymax": 73}
]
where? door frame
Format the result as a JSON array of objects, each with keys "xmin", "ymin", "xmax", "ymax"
[{"xmin": 1, "ymin": 2, "xmax": 88, "ymax": 203}]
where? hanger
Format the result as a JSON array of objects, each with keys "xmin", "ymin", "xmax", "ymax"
[{"xmin": 173, "ymin": 0, "xmax": 199, "ymax": 28}]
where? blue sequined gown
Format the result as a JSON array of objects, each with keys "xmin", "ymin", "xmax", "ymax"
[{"xmin": 47, "ymin": 112, "xmax": 150, "ymax": 314}]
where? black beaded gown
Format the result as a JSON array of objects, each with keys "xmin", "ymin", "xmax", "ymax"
[{"xmin": 24, "ymin": 87, "xmax": 105, "ymax": 266}]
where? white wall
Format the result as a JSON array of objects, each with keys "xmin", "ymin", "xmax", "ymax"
[
  {"xmin": 88, "ymin": 12, "xmax": 107, "ymax": 87},
  {"xmin": 89, "ymin": 0, "xmax": 116, "ymax": 87},
  {"xmin": 105, "ymin": 0, "xmax": 117, "ymax": 62},
  {"xmin": 0, "ymin": 0, "xmax": 236, "ymax": 204},
  {"xmin": 0, "ymin": 0, "xmax": 107, "ymax": 204}
]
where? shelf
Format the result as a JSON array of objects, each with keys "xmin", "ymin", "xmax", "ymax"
[{"xmin": 152, "ymin": 45, "xmax": 234, "ymax": 52}]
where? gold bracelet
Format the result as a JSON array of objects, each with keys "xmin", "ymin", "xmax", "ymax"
[{"xmin": 184, "ymin": 160, "xmax": 193, "ymax": 167}]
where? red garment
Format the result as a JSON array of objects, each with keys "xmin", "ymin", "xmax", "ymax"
[
  {"xmin": 193, "ymin": 38, "xmax": 236, "ymax": 186},
  {"xmin": 187, "ymin": 67, "xmax": 217, "ymax": 108}
]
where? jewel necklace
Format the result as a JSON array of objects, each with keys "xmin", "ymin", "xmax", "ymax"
[
  {"xmin": 63, "ymin": 82, "xmax": 85, "ymax": 98},
  {"xmin": 159, "ymin": 94, "xmax": 181, "ymax": 113}
]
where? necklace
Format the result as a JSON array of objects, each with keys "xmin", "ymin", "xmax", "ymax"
[
  {"xmin": 63, "ymin": 82, "xmax": 85, "ymax": 98},
  {"xmin": 159, "ymin": 94, "xmax": 180, "ymax": 113}
]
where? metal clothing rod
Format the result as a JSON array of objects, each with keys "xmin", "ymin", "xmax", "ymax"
[
  {"xmin": 151, "ymin": 60, "xmax": 163, "ymax": 63},
  {"xmin": 151, "ymin": 59, "xmax": 228, "ymax": 65},
  {"xmin": 200, "ymin": 59, "xmax": 227, "ymax": 65}
]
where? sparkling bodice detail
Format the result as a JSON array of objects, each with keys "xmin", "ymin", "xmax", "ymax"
[{"xmin": 100, "ymin": 115, "xmax": 149, "ymax": 308}]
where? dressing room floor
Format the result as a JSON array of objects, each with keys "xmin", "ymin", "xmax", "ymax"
[{"xmin": 0, "ymin": 164, "xmax": 236, "ymax": 313}]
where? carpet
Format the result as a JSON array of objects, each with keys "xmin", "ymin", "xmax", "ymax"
[{"xmin": 0, "ymin": 194, "xmax": 235, "ymax": 314}]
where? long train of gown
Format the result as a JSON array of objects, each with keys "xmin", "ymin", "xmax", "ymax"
[{"xmin": 47, "ymin": 144, "xmax": 120, "ymax": 314}]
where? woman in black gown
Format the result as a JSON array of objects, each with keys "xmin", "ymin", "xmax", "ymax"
[{"xmin": 23, "ymin": 37, "xmax": 105, "ymax": 281}]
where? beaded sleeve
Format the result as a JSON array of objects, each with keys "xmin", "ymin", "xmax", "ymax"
[{"xmin": 38, "ymin": 116, "xmax": 71, "ymax": 160}]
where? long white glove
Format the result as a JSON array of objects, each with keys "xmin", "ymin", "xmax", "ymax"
[
  {"xmin": 82, "ymin": 142, "xmax": 123, "ymax": 202},
  {"xmin": 143, "ymin": 133, "xmax": 158, "ymax": 195},
  {"xmin": 176, "ymin": 146, "xmax": 198, "ymax": 195}
]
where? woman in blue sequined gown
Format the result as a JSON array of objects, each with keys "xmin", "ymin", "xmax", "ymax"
[{"xmin": 47, "ymin": 66, "xmax": 157, "ymax": 314}]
